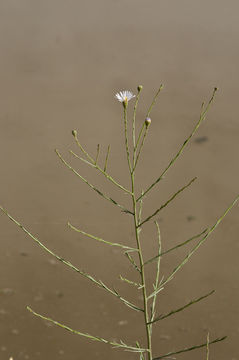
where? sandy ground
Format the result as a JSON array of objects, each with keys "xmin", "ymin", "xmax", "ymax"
[{"xmin": 0, "ymin": 1, "xmax": 238, "ymax": 359}]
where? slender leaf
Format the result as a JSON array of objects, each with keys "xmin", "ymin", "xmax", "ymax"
[
  {"xmin": 146, "ymin": 85, "xmax": 164, "ymax": 117},
  {"xmin": 68, "ymin": 222, "xmax": 138, "ymax": 252},
  {"xmin": 137, "ymin": 88, "xmax": 217, "ymax": 202},
  {"xmin": 104, "ymin": 145, "xmax": 111, "ymax": 172},
  {"xmin": 153, "ymin": 336, "xmax": 226, "ymax": 359},
  {"xmin": 148, "ymin": 290, "xmax": 215, "ymax": 324},
  {"xmin": 139, "ymin": 177, "xmax": 197, "ymax": 227},
  {"xmin": 120, "ymin": 275, "xmax": 144, "ymax": 289},
  {"xmin": 70, "ymin": 149, "xmax": 132, "ymax": 195},
  {"xmin": 159, "ymin": 195, "xmax": 239, "ymax": 289},
  {"xmin": 0, "ymin": 206, "xmax": 140, "ymax": 311},
  {"xmin": 27, "ymin": 307, "xmax": 148, "ymax": 353},
  {"xmin": 55, "ymin": 149, "xmax": 133, "ymax": 213},
  {"xmin": 145, "ymin": 228, "xmax": 208, "ymax": 265}
]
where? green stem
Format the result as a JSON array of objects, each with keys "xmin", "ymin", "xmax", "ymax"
[
  {"xmin": 124, "ymin": 104, "xmax": 132, "ymax": 172},
  {"xmin": 133, "ymin": 86, "xmax": 143, "ymax": 149},
  {"xmin": 133, "ymin": 125, "xmax": 149, "ymax": 172},
  {"xmin": 131, "ymin": 172, "xmax": 152, "ymax": 360}
]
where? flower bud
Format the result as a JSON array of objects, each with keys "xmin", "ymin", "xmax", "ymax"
[
  {"xmin": 137, "ymin": 85, "xmax": 143, "ymax": 92},
  {"xmin": 72, "ymin": 130, "xmax": 77, "ymax": 137},
  {"xmin": 145, "ymin": 117, "xmax": 151, "ymax": 127}
]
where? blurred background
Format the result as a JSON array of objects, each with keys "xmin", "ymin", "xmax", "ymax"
[{"xmin": 0, "ymin": 1, "xmax": 238, "ymax": 359}]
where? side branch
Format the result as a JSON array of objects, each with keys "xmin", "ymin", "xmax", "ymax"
[
  {"xmin": 27, "ymin": 307, "xmax": 148, "ymax": 353},
  {"xmin": 146, "ymin": 85, "xmax": 164, "ymax": 118},
  {"xmin": 153, "ymin": 336, "xmax": 226, "ymax": 359},
  {"xmin": 145, "ymin": 228, "xmax": 208, "ymax": 265},
  {"xmin": 68, "ymin": 222, "xmax": 138, "ymax": 252},
  {"xmin": 55, "ymin": 149, "xmax": 133, "ymax": 214},
  {"xmin": 159, "ymin": 194, "xmax": 239, "ymax": 289},
  {"xmin": 138, "ymin": 177, "xmax": 197, "ymax": 227},
  {"xmin": 148, "ymin": 290, "xmax": 215, "ymax": 324},
  {"xmin": 149, "ymin": 221, "xmax": 162, "ymax": 329},
  {"xmin": 70, "ymin": 149, "xmax": 132, "ymax": 195},
  {"xmin": 137, "ymin": 88, "xmax": 217, "ymax": 202},
  {"xmin": 0, "ymin": 206, "xmax": 140, "ymax": 312}
]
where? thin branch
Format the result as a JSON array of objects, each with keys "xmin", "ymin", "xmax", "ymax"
[
  {"xmin": 133, "ymin": 86, "xmax": 143, "ymax": 149},
  {"xmin": 158, "ymin": 195, "xmax": 239, "ymax": 289},
  {"xmin": 148, "ymin": 290, "xmax": 215, "ymax": 324},
  {"xmin": 0, "ymin": 206, "xmax": 140, "ymax": 311},
  {"xmin": 72, "ymin": 130, "xmax": 95, "ymax": 163},
  {"xmin": 95, "ymin": 144, "xmax": 100, "ymax": 165},
  {"xmin": 68, "ymin": 222, "xmax": 138, "ymax": 252},
  {"xmin": 71, "ymin": 130, "xmax": 132, "ymax": 194},
  {"xmin": 138, "ymin": 191, "xmax": 144, "ymax": 224},
  {"xmin": 145, "ymin": 228, "xmax": 208, "ymax": 265},
  {"xmin": 136, "ymin": 341, "xmax": 146, "ymax": 360},
  {"xmin": 147, "ymin": 282, "xmax": 164, "ymax": 300},
  {"xmin": 146, "ymin": 85, "xmax": 164, "ymax": 118},
  {"xmin": 139, "ymin": 177, "xmax": 197, "ymax": 227},
  {"xmin": 104, "ymin": 145, "xmax": 111, "ymax": 172},
  {"xmin": 149, "ymin": 221, "xmax": 162, "ymax": 331},
  {"xmin": 133, "ymin": 125, "xmax": 150, "ymax": 171},
  {"xmin": 99, "ymin": 281, "xmax": 144, "ymax": 312},
  {"xmin": 119, "ymin": 275, "xmax": 144, "ymax": 289},
  {"xmin": 69, "ymin": 149, "xmax": 132, "ymax": 195},
  {"xmin": 55, "ymin": 149, "xmax": 133, "ymax": 214},
  {"xmin": 27, "ymin": 307, "xmax": 148, "ymax": 353},
  {"xmin": 137, "ymin": 87, "xmax": 217, "ymax": 202},
  {"xmin": 153, "ymin": 336, "xmax": 226, "ymax": 359},
  {"xmin": 124, "ymin": 251, "xmax": 141, "ymax": 273},
  {"xmin": 134, "ymin": 122, "xmax": 146, "ymax": 156},
  {"xmin": 206, "ymin": 333, "xmax": 210, "ymax": 360}
]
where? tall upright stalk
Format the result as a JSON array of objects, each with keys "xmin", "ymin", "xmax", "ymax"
[
  {"xmin": 0, "ymin": 86, "xmax": 238, "ymax": 360},
  {"xmin": 131, "ymin": 170, "xmax": 152, "ymax": 360},
  {"xmin": 124, "ymin": 94, "xmax": 153, "ymax": 360}
]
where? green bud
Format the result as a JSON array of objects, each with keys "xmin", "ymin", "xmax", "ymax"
[
  {"xmin": 145, "ymin": 117, "xmax": 151, "ymax": 127},
  {"xmin": 72, "ymin": 130, "xmax": 77, "ymax": 137}
]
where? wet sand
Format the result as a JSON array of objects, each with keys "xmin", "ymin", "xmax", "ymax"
[{"xmin": 0, "ymin": 1, "xmax": 239, "ymax": 359}]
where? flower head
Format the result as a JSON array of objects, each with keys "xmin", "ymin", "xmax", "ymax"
[{"xmin": 115, "ymin": 90, "xmax": 135, "ymax": 106}]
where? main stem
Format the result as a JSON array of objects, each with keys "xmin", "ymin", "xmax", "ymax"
[{"xmin": 131, "ymin": 172, "xmax": 152, "ymax": 360}]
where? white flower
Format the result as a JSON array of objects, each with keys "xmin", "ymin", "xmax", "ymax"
[{"xmin": 115, "ymin": 90, "xmax": 135, "ymax": 103}]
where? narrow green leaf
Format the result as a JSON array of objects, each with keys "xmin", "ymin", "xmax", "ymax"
[
  {"xmin": 104, "ymin": 144, "xmax": 110, "ymax": 172},
  {"xmin": 148, "ymin": 290, "xmax": 215, "ymax": 324},
  {"xmin": 125, "ymin": 251, "xmax": 141, "ymax": 273},
  {"xmin": 120, "ymin": 275, "xmax": 144, "ymax": 289},
  {"xmin": 27, "ymin": 307, "xmax": 148, "ymax": 353},
  {"xmin": 0, "ymin": 206, "xmax": 140, "ymax": 310},
  {"xmin": 95, "ymin": 143, "xmax": 100, "ymax": 165},
  {"xmin": 70, "ymin": 148, "xmax": 132, "ymax": 195},
  {"xmin": 55, "ymin": 149, "xmax": 132, "ymax": 212},
  {"xmin": 146, "ymin": 85, "xmax": 164, "ymax": 117},
  {"xmin": 137, "ymin": 88, "xmax": 217, "ymax": 202},
  {"xmin": 153, "ymin": 336, "xmax": 226, "ymax": 359},
  {"xmin": 159, "ymin": 195, "xmax": 239, "ymax": 289},
  {"xmin": 139, "ymin": 177, "xmax": 197, "ymax": 227},
  {"xmin": 145, "ymin": 228, "xmax": 208, "ymax": 265},
  {"xmin": 132, "ymin": 86, "xmax": 143, "ymax": 149},
  {"xmin": 68, "ymin": 222, "xmax": 138, "ymax": 252},
  {"xmin": 206, "ymin": 333, "xmax": 210, "ymax": 360}
]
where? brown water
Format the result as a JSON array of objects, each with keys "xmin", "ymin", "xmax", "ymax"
[{"xmin": 0, "ymin": 1, "xmax": 239, "ymax": 359}]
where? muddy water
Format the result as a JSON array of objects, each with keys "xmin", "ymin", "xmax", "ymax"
[{"xmin": 0, "ymin": 1, "xmax": 239, "ymax": 359}]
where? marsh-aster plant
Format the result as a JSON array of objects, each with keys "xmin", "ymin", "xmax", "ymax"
[{"xmin": 1, "ymin": 86, "xmax": 238, "ymax": 360}]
